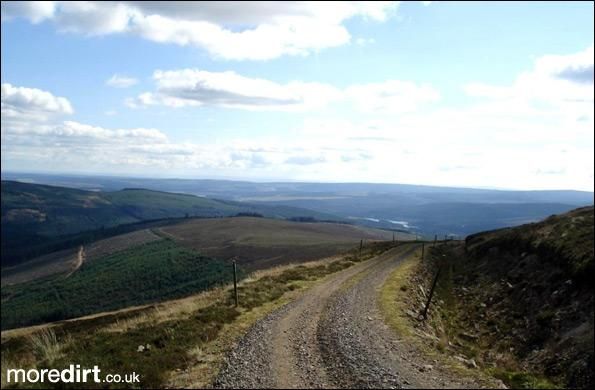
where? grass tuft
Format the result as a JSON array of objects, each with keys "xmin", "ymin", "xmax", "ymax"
[{"xmin": 29, "ymin": 328, "xmax": 68, "ymax": 365}]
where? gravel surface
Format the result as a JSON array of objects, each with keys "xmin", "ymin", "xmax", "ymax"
[{"xmin": 214, "ymin": 245, "xmax": 485, "ymax": 389}]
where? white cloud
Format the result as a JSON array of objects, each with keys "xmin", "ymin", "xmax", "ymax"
[
  {"xmin": 106, "ymin": 74, "xmax": 138, "ymax": 88},
  {"xmin": 53, "ymin": 1, "xmax": 133, "ymax": 35},
  {"xmin": 1, "ymin": 83, "xmax": 73, "ymax": 126},
  {"xmin": 128, "ymin": 69, "xmax": 439, "ymax": 113},
  {"xmin": 464, "ymin": 45, "xmax": 594, "ymax": 105},
  {"xmin": 127, "ymin": 69, "xmax": 342, "ymax": 111},
  {"xmin": 3, "ymin": 107, "xmax": 593, "ymax": 190},
  {"xmin": 1, "ymin": 1, "xmax": 399, "ymax": 60},
  {"xmin": 1, "ymin": 1, "xmax": 56, "ymax": 23},
  {"xmin": 3, "ymin": 121, "xmax": 166, "ymax": 144},
  {"xmin": 2, "ymin": 83, "xmax": 167, "ymax": 163}
]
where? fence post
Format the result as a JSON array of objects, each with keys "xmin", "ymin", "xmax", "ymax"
[
  {"xmin": 359, "ymin": 239, "xmax": 363, "ymax": 257},
  {"xmin": 434, "ymin": 234, "xmax": 437, "ymax": 246},
  {"xmin": 422, "ymin": 265, "xmax": 441, "ymax": 320},
  {"xmin": 232, "ymin": 259, "xmax": 239, "ymax": 308},
  {"xmin": 421, "ymin": 242, "xmax": 425, "ymax": 260}
]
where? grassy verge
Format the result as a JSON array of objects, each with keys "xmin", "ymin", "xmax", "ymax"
[
  {"xmin": 377, "ymin": 248, "xmax": 419, "ymax": 339},
  {"xmin": 2, "ymin": 241, "xmax": 397, "ymax": 389},
  {"xmin": 378, "ymin": 246, "xmax": 500, "ymax": 387}
]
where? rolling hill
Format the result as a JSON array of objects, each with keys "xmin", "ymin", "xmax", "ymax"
[
  {"xmin": 158, "ymin": 216, "xmax": 402, "ymax": 270},
  {"xmin": 0, "ymin": 180, "xmax": 343, "ymax": 266}
]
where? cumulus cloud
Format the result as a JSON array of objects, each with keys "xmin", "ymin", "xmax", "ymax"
[
  {"xmin": 464, "ymin": 45, "xmax": 594, "ymax": 105},
  {"xmin": 106, "ymin": 74, "xmax": 138, "ymax": 88},
  {"xmin": 127, "ymin": 69, "xmax": 439, "ymax": 113},
  {"xmin": 1, "ymin": 83, "xmax": 73, "ymax": 126},
  {"xmin": 127, "ymin": 69, "xmax": 342, "ymax": 111},
  {"xmin": 1, "ymin": 1, "xmax": 399, "ymax": 60},
  {"xmin": 2, "ymin": 83, "xmax": 167, "ymax": 155}
]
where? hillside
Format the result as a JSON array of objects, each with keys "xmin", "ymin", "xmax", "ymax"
[
  {"xmin": 1, "ymin": 215, "xmax": 402, "ymax": 329},
  {"xmin": 0, "ymin": 181, "xmax": 342, "ymax": 266},
  {"xmin": 1, "ymin": 239, "xmax": 234, "ymax": 330},
  {"xmin": 1, "ymin": 229, "xmax": 162, "ymax": 286},
  {"xmin": 159, "ymin": 217, "xmax": 401, "ymax": 270},
  {"xmin": 405, "ymin": 207, "xmax": 594, "ymax": 388},
  {"xmin": 2, "ymin": 217, "xmax": 403, "ymax": 288}
]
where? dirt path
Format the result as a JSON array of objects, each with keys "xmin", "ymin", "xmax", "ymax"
[
  {"xmin": 65, "ymin": 245, "xmax": 85, "ymax": 278},
  {"xmin": 214, "ymin": 245, "xmax": 486, "ymax": 389}
]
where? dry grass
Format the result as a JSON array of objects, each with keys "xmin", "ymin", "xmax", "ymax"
[
  {"xmin": 104, "ymin": 254, "xmax": 345, "ymax": 334},
  {"xmin": 378, "ymin": 248, "xmax": 421, "ymax": 338},
  {"xmin": 104, "ymin": 286, "xmax": 229, "ymax": 333},
  {"xmin": 28, "ymin": 328, "xmax": 70, "ymax": 365}
]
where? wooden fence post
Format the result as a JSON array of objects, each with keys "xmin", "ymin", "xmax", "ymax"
[
  {"xmin": 232, "ymin": 259, "xmax": 239, "ymax": 308},
  {"xmin": 422, "ymin": 265, "xmax": 441, "ymax": 320}
]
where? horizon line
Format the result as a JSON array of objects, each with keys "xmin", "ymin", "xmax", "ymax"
[{"xmin": 1, "ymin": 169, "xmax": 593, "ymax": 194}]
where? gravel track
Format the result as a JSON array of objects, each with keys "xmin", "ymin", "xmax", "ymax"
[{"xmin": 214, "ymin": 245, "xmax": 484, "ymax": 389}]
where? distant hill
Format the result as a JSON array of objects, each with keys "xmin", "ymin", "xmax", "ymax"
[
  {"xmin": 429, "ymin": 206, "xmax": 594, "ymax": 388},
  {"xmin": 0, "ymin": 180, "xmax": 342, "ymax": 266},
  {"xmin": 3, "ymin": 172, "xmax": 592, "ymax": 236}
]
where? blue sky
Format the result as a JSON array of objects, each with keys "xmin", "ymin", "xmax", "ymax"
[{"xmin": 1, "ymin": 1, "xmax": 593, "ymax": 190}]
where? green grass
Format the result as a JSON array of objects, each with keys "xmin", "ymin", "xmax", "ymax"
[{"xmin": 1, "ymin": 240, "xmax": 236, "ymax": 330}]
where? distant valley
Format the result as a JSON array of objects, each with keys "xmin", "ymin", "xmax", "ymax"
[{"xmin": 3, "ymin": 172, "xmax": 592, "ymax": 236}]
